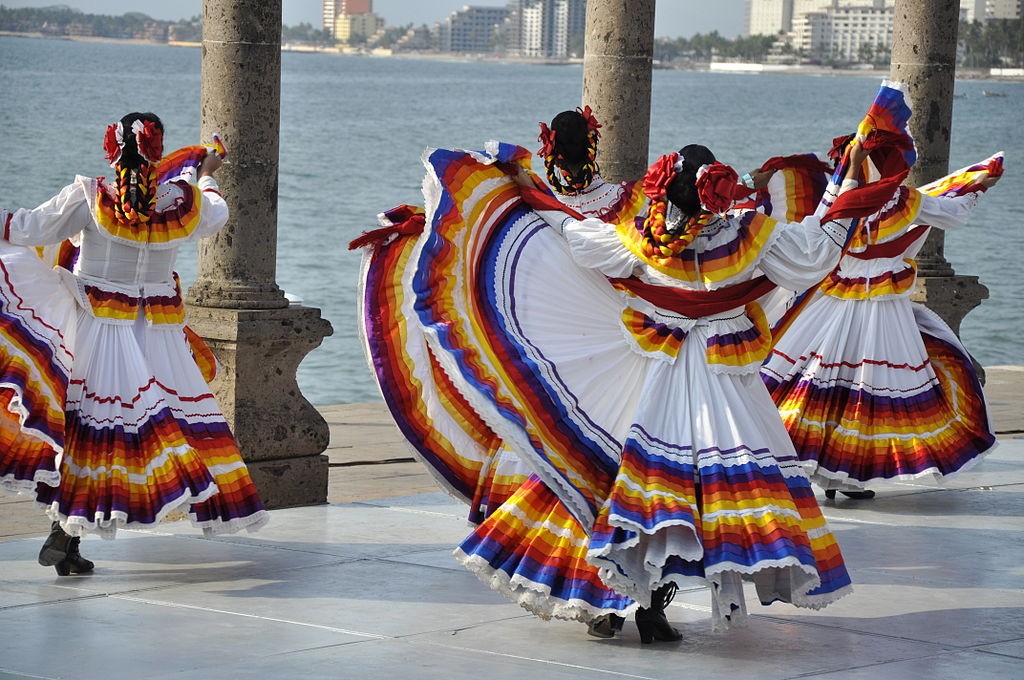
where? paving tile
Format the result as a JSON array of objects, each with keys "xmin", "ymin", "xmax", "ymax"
[{"xmin": 0, "ymin": 593, "xmax": 371, "ymax": 680}]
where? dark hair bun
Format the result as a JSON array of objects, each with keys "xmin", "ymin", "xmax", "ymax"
[{"xmin": 665, "ymin": 144, "xmax": 716, "ymax": 218}]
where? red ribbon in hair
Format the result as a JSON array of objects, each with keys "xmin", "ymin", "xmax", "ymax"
[
  {"xmin": 696, "ymin": 162, "xmax": 740, "ymax": 214},
  {"xmin": 136, "ymin": 120, "xmax": 164, "ymax": 163},
  {"xmin": 537, "ymin": 122, "xmax": 556, "ymax": 158},
  {"xmin": 577, "ymin": 105, "xmax": 602, "ymax": 135},
  {"xmin": 103, "ymin": 123, "xmax": 121, "ymax": 164},
  {"xmin": 642, "ymin": 153, "xmax": 679, "ymax": 200}
]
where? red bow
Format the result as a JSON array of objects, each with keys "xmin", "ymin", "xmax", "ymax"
[
  {"xmin": 578, "ymin": 105, "xmax": 602, "ymax": 134},
  {"xmin": 136, "ymin": 120, "xmax": 164, "ymax": 163},
  {"xmin": 537, "ymin": 122, "xmax": 556, "ymax": 158},
  {"xmin": 103, "ymin": 123, "xmax": 121, "ymax": 164},
  {"xmin": 348, "ymin": 206, "xmax": 426, "ymax": 250},
  {"xmin": 696, "ymin": 162, "xmax": 740, "ymax": 214},
  {"xmin": 642, "ymin": 153, "xmax": 679, "ymax": 200}
]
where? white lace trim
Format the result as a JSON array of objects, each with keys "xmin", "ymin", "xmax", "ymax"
[{"xmin": 455, "ymin": 549, "xmax": 635, "ymax": 622}]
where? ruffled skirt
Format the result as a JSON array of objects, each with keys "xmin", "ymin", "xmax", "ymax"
[
  {"xmin": 761, "ymin": 293, "xmax": 995, "ymax": 489},
  {"xmin": 0, "ymin": 241, "xmax": 268, "ymax": 537}
]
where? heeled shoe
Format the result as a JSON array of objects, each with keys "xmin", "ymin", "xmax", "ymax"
[
  {"xmin": 587, "ymin": 613, "xmax": 625, "ymax": 638},
  {"xmin": 824, "ymin": 489, "xmax": 875, "ymax": 500},
  {"xmin": 38, "ymin": 522, "xmax": 94, "ymax": 575},
  {"xmin": 63, "ymin": 536, "xmax": 94, "ymax": 574},
  {"xmin": 635, "ymin": 583, "xmax": 683, "ymax": 644},
  {"xmin": 38, "ymin": 521, "xmax": 71, "ymax": 568}
]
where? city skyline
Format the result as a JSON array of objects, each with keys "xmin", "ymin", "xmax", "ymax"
[{"xmin": 2, "ymin": 1, "xmax": 748, "ymax": 38}]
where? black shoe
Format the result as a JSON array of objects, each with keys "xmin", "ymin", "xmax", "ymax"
[
  {"xmin": 64, "ymin": 536, "xmax": 94, "ymax": 574},
  {"xmin": 38, "ymin": 521, "xmax": 71, "ymax": 568},
  {"xmin": 635, "ymin": 583, "xmax": 683, "ymax": 644},
  {"xmin": 587, "ymin": 613, "xmax": 625, "ymax": 638}
]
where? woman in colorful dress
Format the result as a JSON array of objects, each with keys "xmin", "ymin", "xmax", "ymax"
[
  {"xmin": 1, "ymin": 112, "xmax": 269, "ymax": 575},
  {"xmin": 453, "ymin": 108, "xmax": 648, "ymax": 638},
  {"xmin": 760, "ymin": 135, "xmax": 1003, "ymax": 500},
  {"xmin": 352, "ymin": 108, "xmax": 647, "ymax": 636},
  {"xmin": 473, "ymin": 136, "xmax": 871, "ymax": 638}
]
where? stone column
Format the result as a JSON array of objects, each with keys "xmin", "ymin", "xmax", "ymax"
[
  {"xmin": 582, "ymin": 0, "xmax": 656, "ymax": 183},
  {"xmin": 187, "ymin": 0, "xmax": 334, "ymax": 508},
  {"xmin": 890, "ymin": 0, "xmax": 988, "ymax": 337}
]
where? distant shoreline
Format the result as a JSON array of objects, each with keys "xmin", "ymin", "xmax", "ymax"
[{"xmin": 2, "ymin": 30, "xmax": 1021, "ymax": 81}]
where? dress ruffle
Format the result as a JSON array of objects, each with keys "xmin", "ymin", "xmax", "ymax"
[{"xmin": 762, "ymin": 294, "xmax": 995, "ymax": 489}]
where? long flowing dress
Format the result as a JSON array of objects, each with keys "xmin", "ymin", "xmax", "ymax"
[
  {"xmin": 355, "ymin": 154, "xmax": 648, "ymax": 621},
  {"xmin": 0, "ymin": 170, "xmax": 268, "ymax": 537},
  {"xmin": 452, "ymin": 172, "xmax": 647, "ymax": 622},
  {"xmin": 407, "ymin": 141, "xmax": 859, "ymax": 630},
  {"xmin": 760, "ymin": 155, "xmax": 1001, "ymax": 491}
]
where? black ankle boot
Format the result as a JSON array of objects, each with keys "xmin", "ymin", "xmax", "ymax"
[
  {"xmin": 63, "ymin": 536, "xmax": 94, "ymax": 574},
  {"xmin": 587, "ymin": 613, "xmax": 625, "ymax": 638},
  {"xmin": 38, "ymin": 521, "xmax": 71, "ymax": 569},
  {"xmin": 635, "ymin": 583, "xmax": 683, "ymax": 644}
]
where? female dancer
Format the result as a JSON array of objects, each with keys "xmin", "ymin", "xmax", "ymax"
[
  {"xmin": 1, "ymin": 112, "xmax": 268, "ymax": 574},
  {"xmin": 761, "ymin": 136, "xmax": 1002, "ymax": 499},
  {"xmin": 353, "ymin": 108, "xmax": 647, "ymax": 635}
]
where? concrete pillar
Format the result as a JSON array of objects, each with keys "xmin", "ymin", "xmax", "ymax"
[
  {"xmin": 582, "ymin": 0, "xmax": 656, "ymax": 183},
  {"xmin": 890, "ymin": 0, "xmax": 988, "ymax": 337},
  {"xmin": 187, "ymin": 0, "xmax": 334, "ymax": 508}
]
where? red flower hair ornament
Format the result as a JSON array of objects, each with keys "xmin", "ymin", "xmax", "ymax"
[
  {"xmin": 103, "ymin": 122, "xmax": 123, "ymax": 165},
  {"xmin": 577, "ymin": 105, "xmax": 602, "ymax": 135},
  {"xmin": 695, "ymin": 162, "xmax": 740, "ymax": 214},
  {"xmin": 642, "ymin": 152, "xmax": 679, "ymax": 200},
  {"xmin": 538, "ymin": 122, "xmax": 557, "ymax": 158},
  {"xmin": 134, "ymin": 119, "xmax": 164, "ymax": 164}
]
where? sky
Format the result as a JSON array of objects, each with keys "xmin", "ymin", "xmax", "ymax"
[{"xmin": 3, "ymin": 1, "xmax": 748, "ymax": 38}]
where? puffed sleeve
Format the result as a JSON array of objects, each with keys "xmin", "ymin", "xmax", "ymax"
[
  {"xmin": 914, "ymin": 191, "xmax": 980, "ymax": 230},
  {"xmin": 4, "ymin": 180, "xmax": 90, "ymax": 246},
  {"xmin": 757, "ymin": 179, "xmax": 860, "ymax": 291},
  {"xmin": 535, "ymin": 209, "xmax": 638, "ymax": 278},
  {"xmin": 192, "ymin": 175, "xmax": 229, "ymax": 238}
]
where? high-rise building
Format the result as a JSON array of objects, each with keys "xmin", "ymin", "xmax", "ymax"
[
  {"xmin": 324, "ymin": 0, "xmax": 373, "ymax": 37},
  {"xmin": 748, "ymin": 0, "xmax": 794, "ymax": 36},
  {"xmin": 796, "ymin": 0, "xmax": 896, "ymax": 62},
  {"xmin": 323, "ymin": 0, "xmax": 338, "ymax": 35},
  {"xmin": 342, "ymin": 0, "xmax": 372, "ymax": 14},
  {"xmin": 437, "ymin": 6, "xmax": 511, "ymax": 54},
  {"xmin": 504, "ymin": 0, "xmax": 586, "ymax": 58},
  {"xmin": 335, "ymin": 11, "xmax": 384, "ymax": 44}
]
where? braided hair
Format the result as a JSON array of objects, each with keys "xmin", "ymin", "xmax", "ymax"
[
  {"xmin": 639, "ymin": 144, "xmax": 717, "ymax": 258},
  {"xmin": 108, "ymin": 112, "xmax": 164, "ymax": 225},
  {"xmin": 540, "ymin": 109, "xmax": 600, "ymax": 195}
]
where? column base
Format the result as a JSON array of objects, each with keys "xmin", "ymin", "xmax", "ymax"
[
  {"xmin": 186, "ymin": 303, "xmax": 334, "ymax": 509},
  {"xmin": 246, "ymin": 454, "xmax": 330, "ymax": 509},
  {"xmin": 910, "ymin": 274, "xmax": 989, "ymax": 336}
]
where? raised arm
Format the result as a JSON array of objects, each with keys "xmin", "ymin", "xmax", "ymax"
[
  {"xmin": 192, "ymin": 152, "xmax": 229, "ymax": 238},
  {"xmin": 4, "ymin": 180, "xmax": 91, "ymax": 246}
]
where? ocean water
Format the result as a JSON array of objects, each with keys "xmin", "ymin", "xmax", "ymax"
[{"xmin": 1, "ymin": 36, "xmax": 1021, "ymax": 404}]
